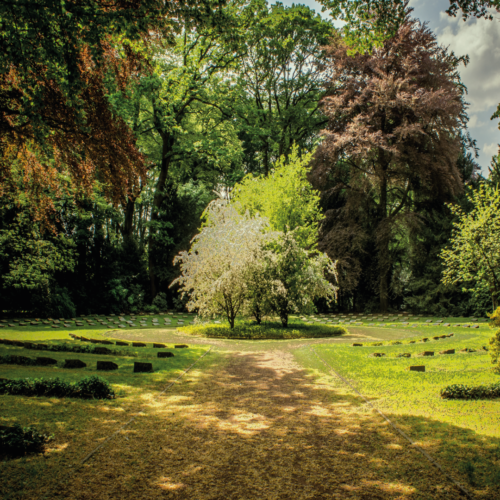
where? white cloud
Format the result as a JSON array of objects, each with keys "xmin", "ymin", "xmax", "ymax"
[
  {"xmin": 437, "ymin": 13, "xmax": 500, "ymax": 112},
  {"xmin": 483, "ymin": 142, "xmax": 500, "ymax": 158}
]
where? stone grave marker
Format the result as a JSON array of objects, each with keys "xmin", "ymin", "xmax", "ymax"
[
  {"xmin": 64, "ymin": 359, "xmax": 86, "ymax": 369},
  {"xmin": 158, "ymin": 352, "xmax": 174, "ymax": 358},
  {"xmin": 97, "ymin": 361, "xmax": 118, "ymax": 371},
  {"xmin": 134, "ymin": 362, "xmax": 153, "ymax": 373}
]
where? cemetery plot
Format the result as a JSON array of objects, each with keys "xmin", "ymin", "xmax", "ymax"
[
  {"xmin": 296, "ymin": 326, "xmax": 500, "ymax": 498},
  {"xmin": 0, "ymin": 332, "xmax": 210, "ymax": 499}
]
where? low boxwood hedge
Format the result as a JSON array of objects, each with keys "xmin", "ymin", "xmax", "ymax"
[
  {"xmin": 0, "ymin": 375, "xmax": 115, "ymax": 399},
  {"xmin": 441, "ymin": 382, "xmax": 500, "ymax": 400},
  {"xmin": 0, "ymin": 354, "xmax": 38, "ymax": 366},
  {"xmin": 0, "ymin": 424, "xmax": 53, "ymax": 456}
]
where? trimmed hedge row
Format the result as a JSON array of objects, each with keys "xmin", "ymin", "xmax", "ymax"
[
  {"xmin": 0, "ymin": 424, "xmax": 52, "ymax": 456},
  {"xmin": 0, "ymin": 376, "xmax": 115, "ymax": 399},
  {"xmin": 441, "ymin": 382, "xmax": 500, "ymax": 400},
  {"xmin": 0, "ymin": 354, "xmax": 39, "ymax": 366}
]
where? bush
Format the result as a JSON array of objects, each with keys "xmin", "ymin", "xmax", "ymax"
[
  {"xmin": 489, "ymin": 307, "xmax": 500, "ymax": 328},
  {"xmin": 489, "ymin": 329, "xmax": 500, "ymax": 373},
  {"xmin": 0, "ymin": 376, "xmax": 115, "ymax": 399},
  {"xmin": 441, "ymin": 382, "xmax": 500, "ymax": 400},
  {"xmin": 178, "ymin": 321, "xmax": 348, "ymax": 339},
  {"xmin": 0, "ymin": 424, "xmax": 52, "ymax": 456},
  {"xmin": 0, "ymin": 355, "xmax": 38, "ymax": 366},
  {"xmin": 43, "ymin": 343, "xmax": 118, "ymax": 355}
]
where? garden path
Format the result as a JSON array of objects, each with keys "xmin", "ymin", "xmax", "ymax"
[{"xmin": 59, "ymin": 346, "xmax": 466, "ymax": 500}]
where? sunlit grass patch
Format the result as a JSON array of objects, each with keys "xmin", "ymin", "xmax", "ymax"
[
  {"xmin": 0, "ymin": 340, "xmax": 210, "ymax": 500},
  {"xmin": 295, "ymin": 327, "xmax": 500, "ymax": 497}
]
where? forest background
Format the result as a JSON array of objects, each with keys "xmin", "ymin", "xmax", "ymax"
[{"xmin": 1, "ymin": 0, "xmax": 499, "ymax": 319}]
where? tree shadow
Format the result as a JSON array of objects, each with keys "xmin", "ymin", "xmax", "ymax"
[{"xmin": 37, "ymin": 349, "xmax": 499, "ymax": 500}]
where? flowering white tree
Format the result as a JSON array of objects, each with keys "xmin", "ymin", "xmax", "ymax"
[
  {"xmin": 170, "ymin": 200, "xmax": 274, "ymax": 328},
  {"xmin": 172, "ymin": 200, "xmax": 339, "ymax": 329}
]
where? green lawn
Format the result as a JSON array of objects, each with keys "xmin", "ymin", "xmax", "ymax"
[
  {"xmin": 0, "ymin": 324, "xmax": 210, "ymax": 500},
  {"xmin": 294, "ymin": 324, "xmax": 500, "ymax": 497},
  {"xmin": 0, "ymin": 312, "xmax": 198, "ymax": 341},
  {"xmin": 1, "ymin": 315, "xmax": 498, "ymax": 498}
]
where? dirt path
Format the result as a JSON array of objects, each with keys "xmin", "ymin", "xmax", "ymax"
[{"xmin": 59, "ymin": 349, "xmax": 465, "ymax": 500}]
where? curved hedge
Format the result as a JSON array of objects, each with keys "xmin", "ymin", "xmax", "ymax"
[
  {"xmin": 0, "ymin": 375, "xmax": 115, "ymax": 399},
  {"xmin": 178, "ymin": 322, "xmax": 348, "ymax": 339}
]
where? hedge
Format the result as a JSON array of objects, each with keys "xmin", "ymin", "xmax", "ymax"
[
  {"xmin": 0, "ymin": 375, "xmax": 115, "ymax": 399},
  {"xmin": 441, "ymin": 382, "xmax": 500, "ymax": 400},
  {"xmin": 0, "ymin": 424, "xmax": 52, "ymax": 456}
]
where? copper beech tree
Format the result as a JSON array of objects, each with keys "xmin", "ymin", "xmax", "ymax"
[{"xmin": 309, "ymin": 13, "xmax": 467, "ymax": 311}]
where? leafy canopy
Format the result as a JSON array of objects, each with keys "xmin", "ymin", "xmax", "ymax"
[
  {"xmin": 231, "ymin": 146, "xmax": 322, "ymax": 249},
  {"xmin": 441, "ymin": 184, "xmax": 500, "ymax": 311}
]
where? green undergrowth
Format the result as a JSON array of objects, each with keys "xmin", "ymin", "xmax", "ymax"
[
  {"xmin": 294, "ymin": 328, "xmax": 500, "ymax": 497},
  {"xmin": 178, "ymin": 320, "xmax": 348, "ymax": 339}
]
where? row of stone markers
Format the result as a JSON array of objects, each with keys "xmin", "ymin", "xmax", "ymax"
[
  {"xmin": 0, "ymin": 355, "xmax": 173, "ymax": 372},
  {"xmin": 0, "ymin": 313, "xmax": 197, "ymax": 329},
  {"xmin": 298, "ymin": 312, "xmax": 485, "ymax": 327},
  {"xmin": 366, "ymin": 347, "xmax": 487, "ymax": 358}
]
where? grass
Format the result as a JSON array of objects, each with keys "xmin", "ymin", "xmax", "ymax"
[
  {"xmin": 178, "ymin": 318, "xmax": 348, "ymax": 339},
  {"xmin": 1, "ymin": 314, "xmax": 498, "ymax": 498},
  {"xmin": 293, "ymin": 325, "xmax": 500, "ymax": 497},
  {"xmin": 0, "ymin": 325, "xmax": 211, "ymax": 500},
  {"xmin": 0, "ymin": 311, "xmax": 198, "ymax": 341}
]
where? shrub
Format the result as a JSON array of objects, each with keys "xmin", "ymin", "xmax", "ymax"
[
  {"xmin": 0, "ymin": 355, "xmax": 38, "ymax": 366},
  {"xmin": 44, "ymin": 343, "xmax": 118, "ymax": 355},
  {"xmin": 489, "ymin": 307, "xmax": 500, "ymax": 328},
  {"xmin": 178, "ymin": 321, "xmax": 347, "ymax": 339},
  {"xmin": 0, "ymin": 424, "xmax": 52, "ymax": 456},
  {"xmin": 0, "ymin": 376, "xmax": 115, "ymax": 399},
  {"xmin": 441, "ymin": 382, "xmax": 500, "ymax": 400},
  {"xmin": 489, "ymin": 329, "xmax": 500, "ymax": 373}
]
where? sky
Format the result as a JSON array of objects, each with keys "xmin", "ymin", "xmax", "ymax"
[{"xmin": 274, "ymin": 0, "xmax": 500, "ymax": 176}]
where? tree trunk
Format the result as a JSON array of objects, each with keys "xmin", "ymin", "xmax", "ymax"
[
  {"xmin": 148, "ymin": 133, "xmax": 172, "ymax": 300},
  {"xmin": 280, "ymin": 307, "xmax": 288, "ymax": 328},
  {"xmin": 378, "ymin": 169, "xmax": 389, "ymax": 313},
  {"xmin": 122, "ymin": 198, "xmax": 135, "ymax": 240}
]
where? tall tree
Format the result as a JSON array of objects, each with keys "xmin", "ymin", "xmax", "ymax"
[
  {"xmin": 234, "ymin": 0, "xmax": 334, "ymax": 175},
  {"xmin": 110, "ymin": 14, "xmax": 244, "ymax": 299},
  {"xmin": 309, "ymin": 13, "xmax": 467, "ymax": 311},
  {"xmin": 0, "ymin": 0, "xmax": 224, "ymax": 219},
  {"xmin": 441, "ymin": 183, "xmax": 500, "ymax": 311}
]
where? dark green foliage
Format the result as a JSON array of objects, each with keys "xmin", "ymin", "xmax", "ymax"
[
  {"xmin": 490, "ymin": 328, "xmax": 500, "ymax": 373},
  {"xmin": 0, "ymin": 355, "xmax": 38, "ymax": 366},
  {"xmin": 0, "ymin": 376, "xmax": 115, "ymax": 399},
  {"xmin": 441, "ymin": 382, "xmax": 500, "ymax": 400},
  {"xmin": 0, "ymin": 424, "xmax": 52, "ymax": 456}
]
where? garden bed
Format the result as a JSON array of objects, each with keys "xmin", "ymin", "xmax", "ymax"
[{"xmin": 178, "ymin": 321, "xmax": 348, "ymax": 339}]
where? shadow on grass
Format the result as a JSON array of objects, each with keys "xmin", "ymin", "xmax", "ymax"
[
  {"xmin": 46, "ymin": 350, "xmax": 499, "ymax": 500},
  {"xmin": 2, "ymin": 348, "xmax": 499, "ymax": 499}
]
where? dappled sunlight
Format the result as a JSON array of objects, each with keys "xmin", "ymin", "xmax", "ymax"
[{"xmin": 55, "ymin": 349, "xmax": 472, "ymax": 500}]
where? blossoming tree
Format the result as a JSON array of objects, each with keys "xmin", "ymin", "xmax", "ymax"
[{"xmin": 171, "ymin": 200, "xmax": 274, "ymax": 328}]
